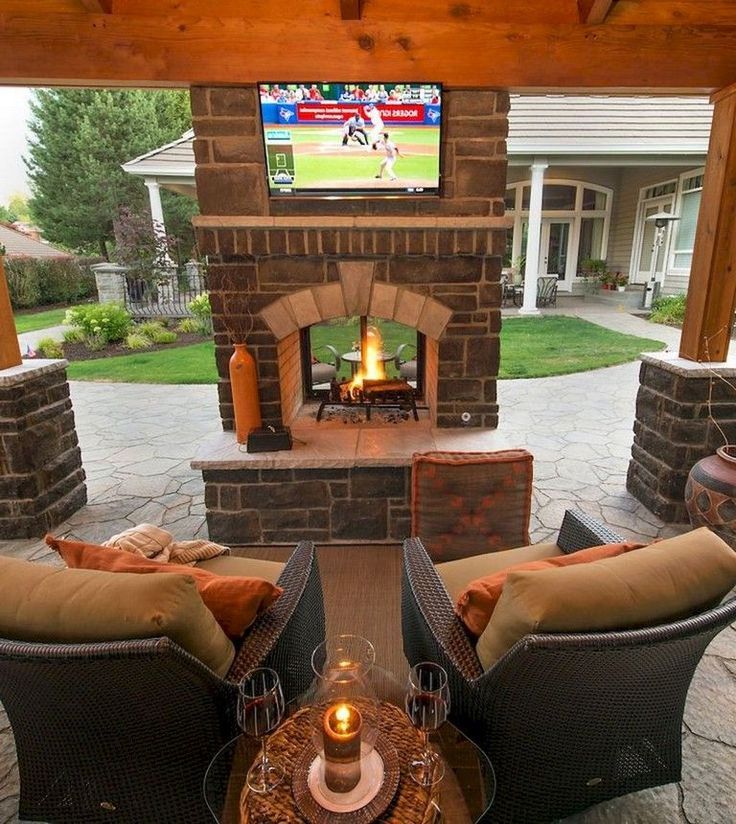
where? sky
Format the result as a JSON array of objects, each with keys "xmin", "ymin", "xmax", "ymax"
[{"xmin": 0, "ymin": 87, "xmax": 33, "ymax": 205}]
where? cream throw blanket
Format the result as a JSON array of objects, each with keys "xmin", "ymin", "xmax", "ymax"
[{"xmin": 103, "ymin": 523, "xmax": 228, "ymax": 566}]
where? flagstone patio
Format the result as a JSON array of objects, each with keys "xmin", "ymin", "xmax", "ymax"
[{"xmin": 1, "ymin": 306, "xmax": 734, "ymax": 823}]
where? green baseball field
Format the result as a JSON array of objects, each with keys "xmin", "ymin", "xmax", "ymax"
[{"xmin": 267, "ymin": 124, "xmax": 441, "ymax": 191}]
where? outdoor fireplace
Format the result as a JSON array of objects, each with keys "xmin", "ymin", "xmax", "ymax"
[{"xmin": 190, "ymin": 84, "xmax": 511, "ymax": 543}]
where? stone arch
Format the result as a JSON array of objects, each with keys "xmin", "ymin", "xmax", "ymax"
[{"xmin": 260, "ymin": 260, "xmax": 453, "ymax": 342}]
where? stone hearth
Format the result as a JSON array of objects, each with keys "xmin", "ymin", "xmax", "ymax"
[{"xmin": 194, "ymin": 419, "xmax": 509, "ymax": 545}]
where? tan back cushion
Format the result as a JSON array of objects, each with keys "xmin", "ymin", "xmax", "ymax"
[
  {"xmin": 197, "ymin": 555, "xmax": 285, "ymax": 584},
  {"xmin": 0, "ymin": 556, "xmax": 235, "ymax": 678},
  {"xmin": 436, "ymin": 542, "xmax": 561, "ymax": 603},
  {"xmin": 477, "ymin": 528, "xmax": 736, "ymax": 670},
  {"xmin": 412, "ymin": 450, "xmax": 534, "ymax": 562}
]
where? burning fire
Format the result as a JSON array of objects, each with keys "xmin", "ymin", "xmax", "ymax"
[{"xmin": 348, "ymin": 326, "xmax": 386, "ymax": 391}]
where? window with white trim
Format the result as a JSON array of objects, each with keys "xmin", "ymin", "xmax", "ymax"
[{"xmin": 672, "ymin": 171, "xmax": 704, "ymax": 270}]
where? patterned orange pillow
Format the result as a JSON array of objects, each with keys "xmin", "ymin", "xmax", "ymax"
[
  {"xmin": 457, "ymin": 541, "xmax": 645, "ymax": 637},
  {"xmin": 412, "ymin": 450, "xmax": 534, "ymax": 562},
  {"xmin": 46, "ymin": 535, "xmax": 282, "ymax": 639}
]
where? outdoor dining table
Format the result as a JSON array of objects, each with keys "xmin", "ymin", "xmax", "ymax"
[{"xmin": 341, "ymin": 349, "xmax": 395, "ymax": 376}]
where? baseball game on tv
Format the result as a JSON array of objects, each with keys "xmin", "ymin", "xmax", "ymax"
[{"xmin": 258, "ymin": 82, "xmax": 442, "ymax": 197}]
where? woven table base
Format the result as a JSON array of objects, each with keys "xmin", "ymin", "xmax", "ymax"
[{"xmin": 241, "ymin": 702, "xmax": 439, "ymax": 823}]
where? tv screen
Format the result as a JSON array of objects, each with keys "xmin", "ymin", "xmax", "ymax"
[{"xmin": 258, "ymin": 83, "xmax": 442, "ymax": 197}]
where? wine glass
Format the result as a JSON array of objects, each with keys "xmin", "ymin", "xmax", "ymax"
[
  {"xmin": 405, "ymin": 662, "xmax": 450, "ymax": 787},
  {"xmin": 238, "ymin": 667, "xmax": 285, "ymax": 794}
]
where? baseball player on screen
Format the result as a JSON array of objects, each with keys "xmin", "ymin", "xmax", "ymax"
[
  {"xmin": 365, "ymin": 103, "xmax": 385, "ymax": 149},
  {"xmin": 341, "ymin": 112, "xmax": 369, "ymax": 147},
  {"xmin": 374, "ymin": 132, "xmax": 401, "ymax": 181}
]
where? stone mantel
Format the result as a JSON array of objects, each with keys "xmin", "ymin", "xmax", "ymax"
[{"xmin": 193, "ymin": 215, "xmax": 513, "ymax": 230}]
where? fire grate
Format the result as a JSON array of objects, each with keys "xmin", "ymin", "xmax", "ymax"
[{"xmin": 316, "ymin": 378, "xmax": 419, "ymax": 422}]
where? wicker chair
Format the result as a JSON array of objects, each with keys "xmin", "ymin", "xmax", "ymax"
[
  {"xmin": 402, "ymin": 511, "xmax": 736, "ymax": 823},
  {"xmin": 0, "ymin": 541, "xmax": 324, "ymax": 824}
]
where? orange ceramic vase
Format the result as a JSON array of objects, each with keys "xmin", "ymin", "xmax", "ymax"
[{"xmin": 229, "ymin": 343, "xmax": 262, "ymax": 444}]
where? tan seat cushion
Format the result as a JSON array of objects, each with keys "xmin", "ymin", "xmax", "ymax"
[
  {"xmin": 477, "ymin": 527, "xmax": 736, "ymax": 670},
  {"xmin": 0, "ymin": 556, "xmax": 235, "ymax": 677},
  {"xmin": 48, "ymin": 536, "xmax": 282, "ymax": 640},
  {"xmin": 457, "ymin": 541, "xmax": 645, "ymax": 637},
  {"xmin": 197, "ymin": 555, "xmax": 285, "ymax": 585},
  {"xmin": 436, "ymin": 542, "xmax": 561, "ymax": 603}
]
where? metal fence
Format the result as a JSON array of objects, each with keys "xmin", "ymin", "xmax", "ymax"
[{"xmin": 123, "ymin": 261, "xmax": 207, "ymax": 319}]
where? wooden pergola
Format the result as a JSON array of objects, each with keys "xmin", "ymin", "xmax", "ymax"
[{"xmin": 1, "ymin": 0, "xmax": 736, "ymax": 365}]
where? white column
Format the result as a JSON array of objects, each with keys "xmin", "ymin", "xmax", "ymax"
[
  {"xmin": 143, "ymin": 177, "xmax": 173, "ymax": 265},
  {"xmin": 519, "ymin": 158, "xmax": 548, "ymax": 316}
]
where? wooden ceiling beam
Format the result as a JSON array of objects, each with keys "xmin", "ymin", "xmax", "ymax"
[
  {"xmin": 610, "ymin": 1, "xmax": 736, "ymax": 27},
  {"xmin": 578, "ymin": 0, "xmax": 616, "ymax": 24},
  {"xmin": 340, "ymin": 0, "xmax": 362, "ymax": 21},
  {"xmin": 78, "ymin": 0, "xmax": 112, "ymax": 11},
  {"xmin": 1, "ymin": 13, "xmax": 736, "ymax": 89}
]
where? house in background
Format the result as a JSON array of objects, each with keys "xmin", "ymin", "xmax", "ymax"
[
  {"xmin": 0, "ymin": 222, "xmax": 72, "ymax": 259},
  {"xmin": 124, "ymin": 96, "xmax": 712, "ymax": 297}
]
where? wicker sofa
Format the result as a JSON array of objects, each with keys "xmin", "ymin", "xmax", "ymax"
[
  {"xmin": 0, "ymin": 541, "xmax": 324, "ymax": 824},
  {"xmin": 402, "ymin": 510, "xmax": 736, "ymax": 823}
]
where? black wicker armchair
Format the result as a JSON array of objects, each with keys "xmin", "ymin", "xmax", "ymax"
[
  {"xmin": 402, "ymin": 510, "xmax": 736, "ymax": 823},
  {"xmin": 0, "ymin": 540, "xmax": 324, "ymax": 824}
]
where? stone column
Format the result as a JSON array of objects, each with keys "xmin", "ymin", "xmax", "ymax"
[
  {"xmin": 91, "ymin": 263, "xmax": 128, "ymax": 304},
  {"xmin": 0, "ymin": 360, "xmax": 86, "ymax": 538},
  {"xmin": 519, "ymin": 158, "xmax": 547, "ymax": 316}
]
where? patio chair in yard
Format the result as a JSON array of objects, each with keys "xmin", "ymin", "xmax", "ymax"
[
  {"xmin": 310, "ymin": 344, "xmax": 342, "ymax": 386},
  {"xmin": 0, "ymin": 541, "xmax": 324, "ymax": 824},
  {"xmin": 536, "ymin": 274, "xmax": 558, "ymax": 307},
  {"xmin": 393, "ymin": 341, "xmax": 418, "ymax": 382},
  {"xmin": 402, "ymin": 509, "xmax": 736, "ymax": 823}
]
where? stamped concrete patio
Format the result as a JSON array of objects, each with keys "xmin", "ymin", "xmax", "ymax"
[{"xmin": 1, "ymin": 304, "xmax": 734, "ymax": 823}]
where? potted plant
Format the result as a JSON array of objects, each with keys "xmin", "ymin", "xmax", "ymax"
[{"xmin": 613, "ymin": 272, "xmax": 628, "ymax": 292}]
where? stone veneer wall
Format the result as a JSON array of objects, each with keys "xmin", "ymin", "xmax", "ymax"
[
  {"xmin": 0, "ymin": 361, "xmax": 86, "ymax": 538},
  {"xmin": 204, "ymin": 465, "xmax": 411, "ymax": 544},
  {"xmin": 190, "ymin": 85, "xmax": 509, "ymax": 430},
  {"xmin": 627, "ymin": 354, "xmax": 736, "ymax": 522}
]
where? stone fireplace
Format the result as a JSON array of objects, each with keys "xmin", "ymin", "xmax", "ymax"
[{"xmin": 190, "ymin": 85, "xmax": 511, "ymax": 543}]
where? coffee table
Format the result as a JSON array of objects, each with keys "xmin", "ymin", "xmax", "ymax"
[{"xmin": 204, "ymin": 674, "xmax": 495, "ymax": 823}]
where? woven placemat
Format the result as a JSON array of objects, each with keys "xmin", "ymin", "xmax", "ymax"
[{"xmin": 241, "ymin": 701, "xmax": 439, "ymax": 824}]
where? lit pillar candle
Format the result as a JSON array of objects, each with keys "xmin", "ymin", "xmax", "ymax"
[{"xmin": 322, "ymin": 703, "xmax": 362, "ymax": 793}]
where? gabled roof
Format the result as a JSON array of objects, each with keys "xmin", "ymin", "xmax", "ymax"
[
  {"xmin": 507, "ymin": 95, "xmax": 712, "ymax": 156},
  {"xmin": 0, "ymin": 224, "xmax": 72, "ymax": 259},
  {"xmin": 121, "ymin": 130, "xmax": 196, "ymax": 178}
]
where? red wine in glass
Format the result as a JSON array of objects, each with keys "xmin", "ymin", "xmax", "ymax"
[{"xmin": 406, "ymin": 692, "xmax": 448, "ymax": 732}]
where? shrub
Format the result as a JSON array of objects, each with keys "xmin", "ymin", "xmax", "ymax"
[
  {"xmin": 148, "ymin": 328, "xmax": 177, "ymax": 344},
  {"xmin": 125, "ymin": 332, "xmax": 153, "ymax": 350},
  {"xmin": 36, "ymin": 337, "xmax": 63, "ymax": 359},
  {"xmin": 188, "ymin": 292, "xmax": 212, "ymax": 335},
  {"xmin": 136, "ymin": 320, "xmax": 167, "ymax": 338},
  {"xmin": 650, "ymin": 294, "xmax": 687, "ymax": 326},
  {"xmin": 177, "ymin": 317, "xmax": 204, "ymax": 334},
  {"xmin": 62, "ymin": 327, "xmax": 85, "ymax": 343},
  {"xmin": 65, "ymin": 303, "xmax": 132, "ymax": 344},
  {"xmin": 4, "ymin": 256, "xmax": 97, "ymax": 309}
]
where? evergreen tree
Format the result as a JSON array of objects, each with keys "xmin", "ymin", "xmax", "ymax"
[{"xmin": 26, "ymin": 89, "xmax": 195, "ymax": 258}]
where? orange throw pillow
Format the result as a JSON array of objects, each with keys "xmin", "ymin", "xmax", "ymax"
[
  {"xmin": 46, "ymin": 535, "xmax": 282, "ymax": 639},
  {"xmin": 457, "ymin": 541, "xmax": 645, "ymax": 637}
]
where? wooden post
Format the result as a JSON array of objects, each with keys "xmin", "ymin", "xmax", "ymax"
[
  {"xmin": 679, "ymin": 82, "xmax": 736, "ymax": 362},
  {"xmin": 0, "ymin": 254, "xmax": 22, "ymax": 371}
]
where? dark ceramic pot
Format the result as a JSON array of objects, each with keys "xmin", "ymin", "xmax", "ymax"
[{"xmin": 685, "ymin": 445, "xmax": 736, "ymax": 548}]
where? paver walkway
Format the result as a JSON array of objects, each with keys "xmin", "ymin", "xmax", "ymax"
[
  {"xmin": 16, "ymin": 324, "xmax": 67, "ymax": 353},
  {"xmin": 1, "ymin": 303, "xmax": 734, "ymax": 823}
]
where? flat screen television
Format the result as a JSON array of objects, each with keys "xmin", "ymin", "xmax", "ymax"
[{"xmin": 258, "ymin": 82, "xmax": 442, "ymax": 197}]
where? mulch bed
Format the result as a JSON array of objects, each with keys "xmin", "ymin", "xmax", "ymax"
[{"xmin": 61, "ymin": 332, "xmax": 207, "ymax": 362}]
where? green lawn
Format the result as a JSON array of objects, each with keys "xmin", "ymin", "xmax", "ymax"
[
  {"xmin": 64, "ymin": 316, "xmax": 665, "ymax": 384},
  {"xmin": 66, "ymin": 341, "xmax": 218, "ymax": 384},
  {"xmin": 13, "ymin": 305, "xmax": 77, "ymax": 334},
  {"xmin": 499, "ymin": 316, "xmax": 665, "ymax": 378}
]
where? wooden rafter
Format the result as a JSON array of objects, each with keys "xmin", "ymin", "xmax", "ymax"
[
  {"xmin": 78, "ymin": 0, "xmax": 113, "ymax": 11},
  {"xmin": 340, "ymin": 0, "xmax": 362, "ymax": 20},
  {"xmin": 578, "ymin": 0, "xmax": 616, "ymax": 24},
  {"xmin": 1, "ymin": 13, "xmax": 736, "ymax": 88}
]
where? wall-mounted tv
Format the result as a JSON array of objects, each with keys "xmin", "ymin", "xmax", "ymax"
[{"xmin": 258, "ymin": 83, "xmax": 442, "ymax": 197}]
